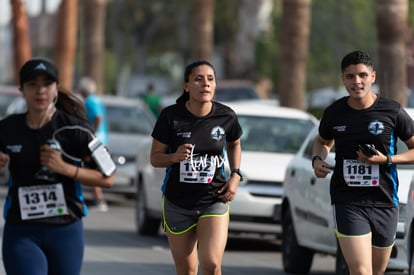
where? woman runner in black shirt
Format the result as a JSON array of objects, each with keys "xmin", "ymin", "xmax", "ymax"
[
  {"xmin": 0, "ymin": 58, "xmax": 114, "ymax": 275},
  {"xmin": 150, "ymin": 60, "xmax": 242, "ymax": 275}
]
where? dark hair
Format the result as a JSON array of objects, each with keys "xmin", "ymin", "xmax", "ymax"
[
  {"xmin": 56, "ymin": 89, "xmax": 88, "ymax": 122},
  {"xmin": 176, "ymin": 60, "xmax": 216, "ymax": 103},
  {"xmin": 341, "ymin": 50, "xmax": 374, "ymax": 72}
]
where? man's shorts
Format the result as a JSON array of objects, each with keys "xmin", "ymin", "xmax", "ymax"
[
  {"xmin": 162, "ymin": 197, "xmax": 229, "ymax": 234},
  {"xmin": 333, "ymin": 204, "xmax": 398, "ymax": 248}
]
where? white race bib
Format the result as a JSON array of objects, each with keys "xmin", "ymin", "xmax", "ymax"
[
  {"xmin": 343, "ymin": 159, "xmax": 380, "ymax": 187},
  {"xmin": 18, "ymin": 183, "xmax": 68, "ymax": 220},
  {"xmin": 179, "ymin": 158, "xmax": 216, "ymax": 184}
]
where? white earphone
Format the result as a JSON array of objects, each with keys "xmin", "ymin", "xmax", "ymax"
[{"xmin": 47, "ymin": 91, "xmax": 58, "ymax": 110}]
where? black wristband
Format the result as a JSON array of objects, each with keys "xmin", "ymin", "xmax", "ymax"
[
  {"xmin": 386, "ymin": 155, "xmax": 392, "ymax": 165},
  {"xmin": 312, "ymin": 156, "xmax": 322, "ymax": 168},
  {"xmin": 231, "ymin": 168, "xmax": 243, "ymax": 181}
]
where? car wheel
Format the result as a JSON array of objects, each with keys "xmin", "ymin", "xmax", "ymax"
[
  {"xmin": 135, "ymin": 182, "xmax": 161, "ymax": 236},
  {"xmin": 335, "ymin": 245, "xmax": 349, "ymax": 275},
  {"xmin": 410, "ymin": 250, "xmax": 414, "ymax": 275},
  {"xmin": 282, "ymin": 209, "xmax": 314, "ymax": 274}
]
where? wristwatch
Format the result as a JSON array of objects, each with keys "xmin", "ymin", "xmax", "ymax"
[{"xmin": 231, "ymin": 168, "xmax": 243, "ymax": 181}]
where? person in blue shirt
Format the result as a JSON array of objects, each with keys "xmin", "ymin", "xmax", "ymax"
[{"xmin": 78, "ymin": 77, "xmax": 109, "ymax": 212}]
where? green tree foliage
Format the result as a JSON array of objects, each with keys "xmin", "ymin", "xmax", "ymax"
[
  {"xmin": 307, "ymin": 0, "xmax": 376, "ymax": 90},
  {"xmin": 102, "ymin": 0, "xmax": 412, "ymax": 95},
  {"xmin": 106, "ymin": 0, "xmax": 188, "ymax": 75},
  {"xmin": 255, "ymin": 0, "xmax": 377, "ymax": 94},
  {"xmin": 410, "ymin": 0, "xmax": 414, "ymax": 28},
  {"xmin": 255, "ymin": 1, "xmax": 281, "ymax": 89}
]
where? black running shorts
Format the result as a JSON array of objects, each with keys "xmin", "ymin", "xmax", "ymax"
[{"xmin": 333, "ymin": 203, "xmax": 398, "ymax": 248}]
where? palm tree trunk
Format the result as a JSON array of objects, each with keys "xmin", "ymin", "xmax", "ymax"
[
  {"xmin": 376, "ymin": 0, "xmax": 408, "ymax": 106},
  {"xmin": 82, "ymin": 0, "xmax": 107, "ymax": 94},
  {"xmin": 10, "ymin": 0, "xmax": 32, "ymax": 85},
  {"xmin": 191, "ymin": 0, "xmax": 215, "ymax": 61},
  {"xmin": 55, "ymin": 0, "xmax": 78, "ymax": 91},
  {"xmin": 279, "ymin": 0, "xmax": 311, "ymax": 110}
]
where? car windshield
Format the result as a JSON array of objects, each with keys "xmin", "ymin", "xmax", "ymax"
[
  {"xmin": 106, "ymin": 105, "xmax": 154, "ymax": 135},
  {"xmin": 215, "ymin": 87, "xmax": 259, "ymax": 102},
  {"xmin": 239, "ymin": 115, "xmax": 315, "ymax": 153},
  {"xmin": 0, "ymin": 94, "xmax": 20, "ymax": 118}
]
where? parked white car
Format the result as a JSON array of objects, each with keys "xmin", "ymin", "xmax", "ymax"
[
  {"xmin": 101, "ymin": 95, "xmax": 156, "ymax": 194},
  {"xmin": 406, "ymin": 177, "xmax": 414, "ymax": 274},
  {"xmin": 282, "ymin": 109, "xmax": 414, "ymax": 274},
  {"xmin": 403, "ymin": 163, "xmax": 414, "ymax": 274},
  {"xmin": 134, "ymin": 101, "xmax": 317, "ymax": 236}
]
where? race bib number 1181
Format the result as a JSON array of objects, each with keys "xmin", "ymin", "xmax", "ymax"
[{"xmin": 343, "ymin": 159, "xmax": 380, "ymax": 187}]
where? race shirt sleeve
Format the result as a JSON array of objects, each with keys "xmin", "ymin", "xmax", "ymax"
[{"xmin": 396, "ymin": 107, "xmax": 414, "ymax": 142}]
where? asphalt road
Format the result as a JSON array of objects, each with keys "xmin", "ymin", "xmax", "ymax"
[
  {"xmin": 0, "ymin": 186, "xmax": 407, "ymax": 274},
  {"xmin": 79, "ymin": 191, "xmax": 339, "ymax": 275}
]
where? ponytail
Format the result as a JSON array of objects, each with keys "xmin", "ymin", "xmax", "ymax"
[{"xmin": 56, "ymin": 89, "xmax": 88, "ymax": 122}]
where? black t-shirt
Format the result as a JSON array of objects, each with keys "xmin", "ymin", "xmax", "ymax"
[
  {"xmin": 0, "ymin": 110, "xmax": 94, "ymax": 224},
  {"xmin": 152, "ymin": 101, "xmax": 242, "ymax": 210},
  {"xmin": 319, "ymin": 95, "xmax": 414, "ymax": 207}
]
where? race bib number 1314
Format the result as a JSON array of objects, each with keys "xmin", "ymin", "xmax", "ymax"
[{"xmin": 18, "ymin": 183, "xmax": 68, "ymax": 220}]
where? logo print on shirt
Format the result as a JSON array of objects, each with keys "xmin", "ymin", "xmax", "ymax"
[
  {"xmin": 368, "ymin": 120, "xmax": 384, "ymax": 135},
  {"xmin": 6, "ymin": 144, "xmax": 22, "ymax": 153},
  {"xmin": 333, "ymin": 125, "xmax": 346, "ymax": 132},
  {"xmin": 211, "ymin": 126, "xmax": 225, "ymax": 141},
  {"xmin": 177, "ymin": 132, "xmax": 191, "ymax": 138}
]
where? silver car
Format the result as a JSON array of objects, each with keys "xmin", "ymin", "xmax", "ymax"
[{"xmin": 102, "ymin": 95, "xmax": 156, "ymax": 194}]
